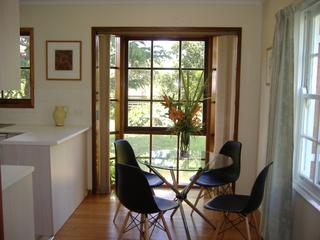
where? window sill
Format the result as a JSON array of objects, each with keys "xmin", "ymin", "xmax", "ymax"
[{"xmin": 294, "ymin": 182, "xmax": 320, "ymax": 212}]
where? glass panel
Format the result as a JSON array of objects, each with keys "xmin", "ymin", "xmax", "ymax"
[
  {"xmin": 109, "ymin": 134, "xmax": 116, "ymax": 158},
  {"xmin": 153, "ymin": 70, "xmax": 179, "ymax": 100},
  {"xmin": 308, "ymin": 55, "xmax": 320, "ymax": 94},
  {"xmin": 3, "ymin": 69, "xmax": 30, "ymax": 99},
  {"xmin": 128, "ymin": 101, "xmax": 150, "ymax": 127},
  {"xmin": 300, "ymin": 138, "xmax": 317, "ymax": 181},
  {"xmin": 152, "ymin": 102, "xmax": 174, "ymax": 127},
  {"xmin": 110, "ymin": 68, "xmax": 116, "ymax": 99},
  {"xmin": 128, "ymin": 69, "xmax": 151, "ymax": 99},
  {"xmin": 109, "ymin": 101, "xmax": 116, "ymax": 132},
  {"xmin": 181, "ymin": 70, "xmax": 205, "ymax": 101},
  {"xmin": 302, "ymin": 99, "xmax": 320, "ymax": 140},
  {"xmin": 110, "ymin": 35, "xmax": 116, "ymax": 67},
  {"xmin": 128, "ymin": 40, "xmax": 151, "ymax": 68},
  {"xmin": 181, "ymin": 41, "xmax": 205, "ymax": 69},
  {"xmin": 153, "ymin": 40, "xmax": 179, "ymax": 68},
  {"xmin": 125, "ymin": 134, "xmax": 150, "ymax": 157},
  {"xmin": 179, "ymin": 136, "xmax": 206, "ymax": 184},
  {"xmin": 20, "ymin": 35, "xmax": 30, "ymax": 67}
]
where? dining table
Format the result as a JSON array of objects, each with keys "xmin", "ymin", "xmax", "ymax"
[{"xmin": 138, "ymin": 150, "xmax": 233, "ymax": 240}]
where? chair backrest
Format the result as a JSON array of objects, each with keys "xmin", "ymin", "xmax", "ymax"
[
  {"xmin": 242, "ymin": 162, "xmax": 273, "ymax": 214},
  {"xmin": 114, "ymin": 139, "xmax": 140, "ymax": 168},
  {"xmin": 219, "ymin": 141, "xmax": 242, "ymax": 178},
  {"xmin": 116, "ymin": 163, "xmax": 160, "ymax": 214}
]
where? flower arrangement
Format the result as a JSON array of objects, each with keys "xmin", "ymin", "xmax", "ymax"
[{"xmin": 162, "ymin": 72, "xmax": 207, "ymax": 155}]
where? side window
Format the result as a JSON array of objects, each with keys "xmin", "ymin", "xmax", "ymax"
[{"xmin": 0, "ymin": 28, "xmax": 34, "ymax": 108}]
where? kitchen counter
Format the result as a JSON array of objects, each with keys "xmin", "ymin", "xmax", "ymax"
[
  {"xmin": 0, "ymin": 124, "xmax": 89, "ymax": 237},
  {"xmin": 2, "ymin": 165, "xmax": 35, "ymax": 240},
  {"xmin": 1, "ymin": 165, "xmax": 34, "ymax": 190},
  {"xmin": 0, "ymin": 125, "xmax": 90, "ymax": 145}
]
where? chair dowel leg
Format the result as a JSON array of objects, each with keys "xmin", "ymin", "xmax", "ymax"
[
  {"xmin": 245, "ymin": 216, "xmax": 252, "ymax": 240},
  {"xmin": 160, "ymin": 212, "xmax": 172, "ymax": 240},
  {"xmin": 143, "ymin": 214, "xmax": 149, "ymax": 240},
  {"xmin": 252, "ymin": 212, "xmax": 260, "ymax": 237},
  {"xmin": 118, "ymin": 211, "xmax": 130, "ymax": 240},
  {"xmin": 170, "ymin": 206, "xmax": 178, "ymax": 219},
  {"xmin": 205, "ymin": 187, "xmax": 212, "ymax": 198},
  {"xmin": 191, "ymin": 187, "xmax": 204, "ymax": 216},
  {"xmin": 214, "ymin": 213, "xmax": 225, "ymax": 240},
  {"xmin": 113, "ymin": 201, "xmax": 122, "ymax": 223}
]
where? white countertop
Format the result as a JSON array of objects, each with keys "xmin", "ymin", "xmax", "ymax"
[
  {"xmin": 0, "ymin": 125, "xmax": 90, "ymax": 146},
  {"xmin": 1, "ymin": 165, "xmax": 34, "ymax": 191}
]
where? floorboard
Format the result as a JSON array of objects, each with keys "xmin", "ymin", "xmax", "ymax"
[{"xmin": 55, "ymin": 189, "xmax": 261, "ymax": 240}]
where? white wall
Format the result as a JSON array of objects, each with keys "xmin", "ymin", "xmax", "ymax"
[
  {"xmin": 0, "ymin": 2, "xmax": 262, "ymax": 194},
  {"xmin": 258, "ymin": 0, "xmax": 320, "ymax": 239}
]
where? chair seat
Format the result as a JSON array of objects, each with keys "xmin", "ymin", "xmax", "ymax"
[
  {"xmin": 191, "ymin": 169, "xmax": 238, "ymax": 188},
  {"xmin": 205, "ymin": 194, "xmax": 250, "ymax": 213},
  {"xmin": 154, "ymin": 196, "xmax": 179, "ymax": 212},
  {"xmin": 144, "ymin": 171, "xmax": 164, "ymax": 187}
]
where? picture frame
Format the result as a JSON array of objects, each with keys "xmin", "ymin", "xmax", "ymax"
[
  {"xmin": 266, "ymin": 47, "xmax": 272, "ymax": 86},
  {"xmin": 46, "ymin": 40, "xmax": 82, "ymax": 80}
]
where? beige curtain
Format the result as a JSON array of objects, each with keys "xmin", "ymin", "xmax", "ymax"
[
  {"xmin": 214, "ymin": 36, "xmax": 238, "ymax": 152},
  {"xmin": 95, "ymin": 34, "xmax": 110, "ymax": 194}
]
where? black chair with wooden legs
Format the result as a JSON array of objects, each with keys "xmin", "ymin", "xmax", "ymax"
[
  {"xmin": 190, "ymin": 141, "xmax": 242, "ymax": 215},
  {"xmin": 113, "ymin": 139, "xmax": 164, "ymax": 222},
  {"xmin": 117, "ymin": 163, "xmax": 178, "ymax": 240},
  {"xmin": 205, "ymin": 162, "xmax": 273, "ymax": 240}
]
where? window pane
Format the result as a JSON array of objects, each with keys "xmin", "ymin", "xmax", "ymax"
[
  {"xmin": 190, "ymin": 135, "xmax": 206, "ymax": 152},
  {"xmin": 302, "ymin": 99, "xmax": 320, "ymax": 140},
  {"xmin": 20, "ymin": 35, "xmax": 30, "ymax": 67},
  {"xmin": 152, "ymin": 135, "xmax": 177, "ymax": 151},
  {"xmin": 110, "ymin": 101, "xmax": 116, "ymax": 132},
  {"xmin": 110, "ymin": 35, "xmax": 116, "ymax": 67},
  {"xmin": 153, "ymin": 40, "xmax": 179, "ymax": 68},
  {"xmin": 128, "ymin": 101, "xmax": 150, "ymax": 127},
  {"xmin": 308, "ymin": 55, "xmax": 320, "ymax": 94},
  {"xmin": 153, "ymin": 70, "xmax": 179, "ymax": 100},
  {"xmin": 152, "ymin": 135, "xmax": 177, "ymax": 183},
  {"xmin": 128, "ymin": 40, "xmax": 151, "ymax": 68},
  {"xmin": 152, "ymin": 102, "xmax": 174, "ymax": 127},
  {"xmin": 110, "ymin": 68, "xmax": 116, "ymax": 99},
  {"xmin": 300, "ymin": 138, "xmax": 317, "ymax": 181},
  {"xmin": 110, "ymin": 134, "xmax": 116, "ymax": 158},
  {"xmin": 3, "ymin": 69, "xmax": 30, "ymax": 99},
  {"xmin": 125, "ymin": 134, "xmax": 150, "ymax": 157},
  {"xmin": 179, "ymin": 136, "xmax": 206, "ymax": 184},
  {"xmin": 181, "ymin": 70, "xmax": 205, "ymax": 100},
  {"xmin": 181, "ymin": 41, "xmax": 205, "ymax": 69},
  {"xmin": 128, "ymin": 69, "xmax": 151, "ymax": 99}
]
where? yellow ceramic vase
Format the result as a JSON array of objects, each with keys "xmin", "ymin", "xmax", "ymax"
[{"xmin": 53, "ymin": 106, "xmax": 67, "ymax": 126}]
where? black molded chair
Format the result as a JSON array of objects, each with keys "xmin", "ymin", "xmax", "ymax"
[
  {"xmin": 191, "ymin": 141, "xmax": 242, "ymax": 215},
  {"xmin": 113, "ymin": 139, "xmax": 164, "ymax": 222},
  {"xmin": 204, "ymin": 162, "xmax": 273, "ymax": 240},
  {"xmin": 117, "ymin": 163, "xmax": 178, "ymax": 240}
]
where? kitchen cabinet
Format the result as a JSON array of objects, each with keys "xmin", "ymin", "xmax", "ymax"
[{"xmin": 0, "ymin": 125, "xmax": 90, "ymax": 238}]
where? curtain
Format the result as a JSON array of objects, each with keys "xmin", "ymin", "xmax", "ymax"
[
  {"xmin": 261, "ymin": 5, "xmax": 296, "ymax": 240},
  {"xmin": 95, "ymin": 34, "xmax": 110, "ymax": 194},
  {"xmin": 214, "ymin": 36, "xmax": 237, "ymax": 152}
]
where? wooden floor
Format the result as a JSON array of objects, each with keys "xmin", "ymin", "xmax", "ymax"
[{"xmin": 55, "ymin": 189, "xmax": 261, "ymax": 240}]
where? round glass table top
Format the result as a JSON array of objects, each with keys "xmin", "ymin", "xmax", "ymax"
[{"xmin": 137, "ymin": 149, "xmax": 233, "ymax": 171}]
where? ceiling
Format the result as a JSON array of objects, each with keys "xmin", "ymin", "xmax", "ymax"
[{"xmin": 20, "ymin": 0, "xmax": 263, "ymax": 4}]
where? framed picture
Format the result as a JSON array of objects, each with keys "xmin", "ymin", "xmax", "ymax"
[
  {"xmin": 266, "ymin": 47, "xmax": 272, "ymax": 86},
  {"xmin": 46, "ymin": 41, "xmax": 82, "ymax": 80}
]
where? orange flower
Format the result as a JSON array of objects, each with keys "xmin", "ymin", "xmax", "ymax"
[
  {"xmin": 163, "ymin": 95, "xmax": 170, "ymax": 108},
  {"xmin": 191, "ymin": 104, "xmax": 200, "ymax": 117}
]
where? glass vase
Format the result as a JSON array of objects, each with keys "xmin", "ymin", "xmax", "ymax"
[{"xmin": 180, "ymin": 131, "xmax": 190, "ymax": 158}]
